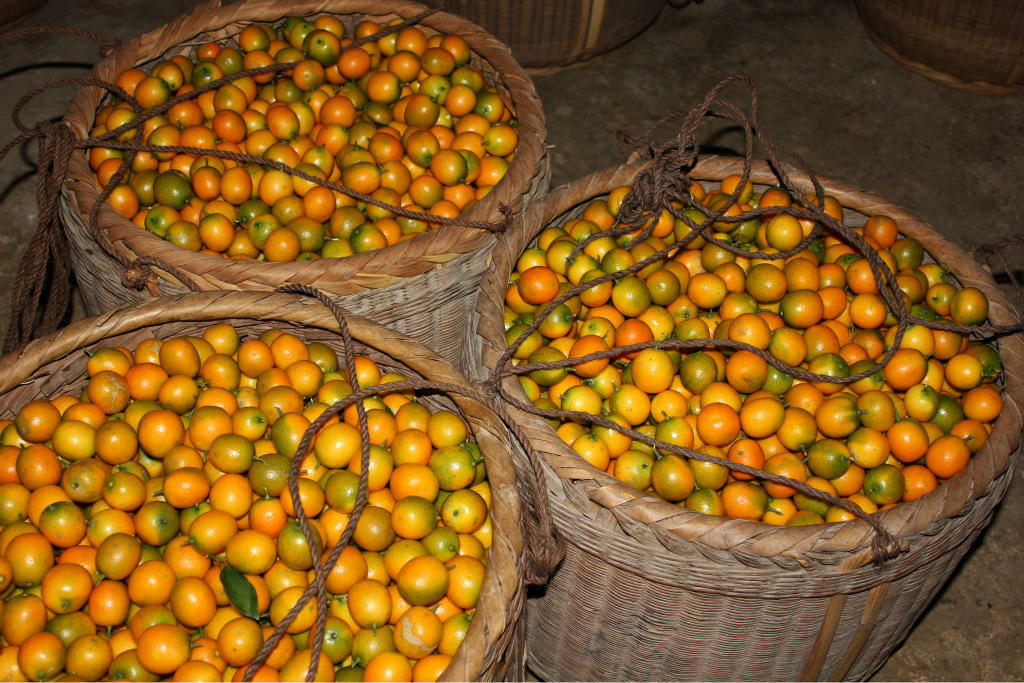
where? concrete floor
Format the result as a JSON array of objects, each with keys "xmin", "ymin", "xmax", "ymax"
[{"xmin": 0, "ymin": 0, "xmax": 1022, "ymax": 680}]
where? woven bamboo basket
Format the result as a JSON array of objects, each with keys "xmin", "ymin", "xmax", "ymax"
[
  {"xmin": 0, "ymin": 290, "xmax": 527, "ymax": 682},
  {"xmin": 463, "ymin": 155, "xmax": 1024, "ymax": 681},
  {"xmin": 58, "ymin": 0, "xmax": 550, "ymax": 366},
  {"xmin": 0, "ymin": 0, "xmax": 46, "ymax": 33},
  {"xmin": 855, "ymin": 0, "xmax": 1024, "ymax": 95},
  {"xmin": 419, "ymin": 0, "xmax": 666, "ymax": 71}
]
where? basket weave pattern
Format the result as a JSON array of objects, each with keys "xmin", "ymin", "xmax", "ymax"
[
  {"xmin": 420, "ymin": 0, "xmax": 666, "ymax": 70},
  {"xmin": 0, "ymin": 0, "xmax": 46, "ymax": 33},
  {"xmin": 465, "ymin": 155, "xmax": 1024, "ymax": 681},
  {"xmin": 0, "ymin": 291, "xmax": 527, "ymax": 682},
  {"xmin": 855, "ymin": 0, "xmax": 1024, "ymax": 95},
  {"xmin": 59, "ymin": 0, "xmax": 550, "ymax": 365}
]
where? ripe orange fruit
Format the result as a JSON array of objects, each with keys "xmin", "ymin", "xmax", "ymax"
[
  {"xmin": 41, "ymin": 562, "xmax": 93, "ymax": 614},
  {"xmin": 925, "ymin": 434, "xmax": 971, "ymax": 480},
  {"xmin": 136, "ymin": 623, "xmax": 192, "ymax": 675},
  {"xmin": 721, "ymin": 480, "xmax": 770, "ymax": 521},
  {"xmin": 6, "ymin": 532, "xmax": 55, "ymax": 587},
  {"xmin": 66, "ymin": 634, "xmax": 114, "ymax": 681},
  {"xmin": 88, "ymin": 579, "xmax": 131, "ymax": 628},
  {"xmin": 397, "ymin": 555, "xmax": 450, "ymax": 606},
  {"xmin": 217, "ymin": 616, "xmax": 265, "ymax": 668},
  {"xmin": 695, "ymin": 403, "xmax": 741, "ymax": 448},
  {"xmin": 901, "ymin": 464, "xmax": 939, "ymax": 502},
  {"xmin": 17, "ymin": 631, "xmax": 67, "ymax": 681},
  {"xmin": 863, "ymin": 464, "xmax": 906, "ymax": 506}
]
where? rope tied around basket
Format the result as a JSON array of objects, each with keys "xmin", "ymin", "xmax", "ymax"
[
  {"xmin": 615, "ymin": 76, "xmax": 759, "ymax": 230},
  {"xmin": 490, "ymin": 75, "xmax": 1024, "ymax": 565},
  {"xmin": 1, "ymin": 117, "xmax": 76, "ymax": 358},
  {"xmin": 0, "ymin": 29, "xmax": 120, "ymax": 353},
  {"xmin": 470, "ymin": 375, "xmax": 567, "ymax": 585},
  {"xmin": 235, "ymin": 284, "xmax": 372, "ymax": 683},
  {"xmin": 0, "ymin": 8, "xmax": 516, "ymax": 353},
  {"xmin": 971, "ymin": 235, "xmax": 1024, "ymax": 334},
  {"xmin": 247, "ymin": 284, "xmax": 562, "ymax": 681},
  {"xmin": 0, "ymin": 75, "xmax": 206, "ymax": 355}
]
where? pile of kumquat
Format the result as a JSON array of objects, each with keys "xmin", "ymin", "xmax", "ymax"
[
  {"xmin": 91, "ymin": 15, "xmax": 519, "ymax": 261},
  {"xmin": 0, "ymin": 325, "xmax": 492, "ymax": 682},
  {"xmin": 504, "ymin": 174, "xmax": 1003, "ymax": 525}
]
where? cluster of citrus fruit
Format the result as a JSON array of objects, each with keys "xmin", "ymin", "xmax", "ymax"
[
  {"xmin": 504, "ymin": 174, "xmax": 1003, "ymax": 525},
  {"xmin": 90, "ymin": 15, "xmax": 519, "ymax": 261},
  {"xmin": 0, "ymin": 324, "xmax": 493, "ymax": 682}
]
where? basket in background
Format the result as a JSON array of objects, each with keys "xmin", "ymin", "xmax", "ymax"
[
  {"xmin": 0, "ymin": 0, "xmax": 46, "ymax": 33},
  {"xmin": 419, "ymin": 0, "xmax": 668, "ymax": 72},
  {"xmin": 855, "ymin": 0, "xmax": 1024, "ymax": 95}
]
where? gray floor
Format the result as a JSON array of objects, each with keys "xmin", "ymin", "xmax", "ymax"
[{"xmin": 0, "ymin": 0, "xmax": 1022, "ymax": 680}]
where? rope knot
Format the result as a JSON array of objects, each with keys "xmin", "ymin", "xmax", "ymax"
[
  {"xmin": 616, "ymin": 149, "xmax": 694, "ymax": 229},
  {"xmin": 471, "ymin": 377, "xmax": 503, "ymax": 402},
  {"xmin": 98, "ymin": 38, "xmax": 121, "ymax": 58},
  {"xmin": 493, "ymin": 203, "xmax": 514, "ymax": 233},
  {"xmin": 121, "ymin": 264, "xmax": 152, "ymax": 289},
  {"xmin": 616, "ymin": 128, "xmax": 659, "ymax": 162},
  {"xmin": 971, "ymin": 243, "xmax": 998, "ymax": 269},
  {"xmin": 615, "ymin": 117, "xmax": 701, "ymax": 230},
  {"xmin": 870, "ymin": 529, "xmax": 908, "ymax": 566},
  {"xmin": 41, "ymin": 119, "xmax": 78, "ymax": 153}
]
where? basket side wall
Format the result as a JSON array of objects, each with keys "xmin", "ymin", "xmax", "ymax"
[{"xmin": 524, "ymin": 442, "xmax": 1018, "ymax": 681}]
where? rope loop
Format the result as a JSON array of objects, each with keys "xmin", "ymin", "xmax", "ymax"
[
  {"xmin": 0, "ymin": 25, "xmax": 120, "ymax": 58},
  {"xmin": 119, "ymin": 264, "xmax": 152, "ymax": 290}
]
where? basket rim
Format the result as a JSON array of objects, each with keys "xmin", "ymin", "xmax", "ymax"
[
  {"xmin": 0, "ymin": 289, "xmax": 526, "ymax": 681},
  {"xmin": 61, "ymin": 0, "xmax": 548, "ymax": 293},
  {"xmin": 473, "ymin": 153, "xmax": 1024, "ymax": 567}
]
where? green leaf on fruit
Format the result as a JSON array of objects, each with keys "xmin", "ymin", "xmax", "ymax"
[{"xmin": 221, "ymin": 565, "xmax": 259, "ymax": 619}]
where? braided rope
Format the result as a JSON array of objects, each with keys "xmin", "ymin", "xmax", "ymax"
[{"xmin": 0, "ymin": 25, "xmax": 120, "ymax": 56}]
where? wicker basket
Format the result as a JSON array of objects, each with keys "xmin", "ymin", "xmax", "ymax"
[
  {"xmin": 419, "ymin": 0, "xmax": 666, "ymax": 71},
  {"xmin": 463, "ymin": 155, "xmax": 1024, "ymax": 681},
  {"xmin": 58, "ymin": 0, "xmax": 549, "ymax": 366},
  {"xmin": 0, "ymin": 0, "xmax": 46, "ymax": 33},
  {"xmin": 0, "ymin": 290, "xmax": 527, "ymax": 682},
  {"xmin": 855, "ymin": 0, "xmax": 1024, "ymax": 95}
]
